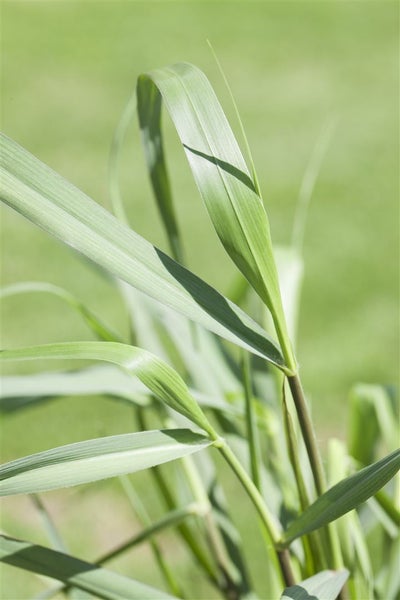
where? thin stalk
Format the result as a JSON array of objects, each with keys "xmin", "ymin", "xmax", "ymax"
[
  {"xmin": 136, "ymin": 409, "xmax": 219, "ymax": 585},
  {"xmin": 241, "ymin": 351, "xmax": 261, "ymax": 490},
  {"xmin": 287, "ymin": 373, "xmax": 326, "ymax": 496},
  {"xmin": 120, "ymin": 475, "xmax": 185, "ymax": 598},
  {"xmin": 31, "ymin": 495, "xmax": 67, "ymax": 553},
  {"xmin": 216, "ymin": 439, "xmax": 296, "ymax": 587},
  {"xmin": 181, "ymin": 454, "xmax": 242, "ymax": 599},
  {"xmin": 97, "ymin": 503, "xmax": 202, "ymax": 565},
  {"xmin": 286, "ymin": 374, "xmax": 345, "ymax": 581},
  {"xmin": 38, "ymin": 504, "xmax": 199, "ymax": 600},
  {"xmin": 281, "ymin": 387, "xmax": 325, "ymax": 574}
]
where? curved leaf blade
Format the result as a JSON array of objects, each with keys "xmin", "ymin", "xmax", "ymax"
[
  {"xmin": 137, "ymin": 63, "xmax": 295, "ymax": 370},
  {"xmin": 0, "ymin": 341, "xmax": 213, "ymax": 433},
  {"xmin": 281, "ymin": 569, "xmax": 349, "ymax": 600},
  {"xmin": 0, "ymin": 428, "xmax": 212, "ymax": 496},
  {"xmin": 0, "ymin": 133, "xmax": 285, "ymax": 371},
  {"xmin": 280, "ymin": 449, "xmax": 400, "ymax": 546},
  {"xmin": 0, "ymin": 364, "xmax": 150, "ymax": 412},
  {"xmin": 0, "ymin": 535, "xmax": 177, "ymax": 600}
]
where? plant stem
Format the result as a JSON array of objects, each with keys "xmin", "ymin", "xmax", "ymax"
[
  {"xmin": 181, "ymin": 454, "xmax": 241, "ymax": 595},
  {"xmin": 287, "ymin": 373, "xmax": 326, "ymax": 496},
  {"xmin": 286, "ymin": 373, "xmax": 345, "ymax": 579},
  {"xmin": 216, "ymin": 439, "xmax": 296, "ymax": 587}
]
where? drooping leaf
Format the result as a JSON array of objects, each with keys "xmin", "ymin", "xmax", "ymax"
[
  {"xmin": 0, "ymin": 534, "xmax": 177, "ymax": 600},
  {"xmin": 0, "ymin": 341, "xmax": 213, "ymax": 433},
  {"xmin": 0, "ymin": 428, "xmax": 212, "ymax": 496},
  {"xmin": 0, "ymin": 133, "xmax": 286, "ymax": 371},
  {"xmin": 137, "ymin": 63, "xmax": 295, "ymax": 372},
  {"xmin": 280, "ymin": 449, "xmax": 400, "ymax": 546},
  {"xmin": 280, "ymin": 569, "xmax": 349, "ymax": 600}
]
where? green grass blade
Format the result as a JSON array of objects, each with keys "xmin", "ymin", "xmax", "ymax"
[
  {"xmin": 1, "ymin": 282, "xmax": 123, "ymax": 343},
  {"xmin": 0, "ymin": 133, "xmax": 285, "ymax": 372},
  {"xmin": 281, "ymin": 569, "xmax": 349, "ymax": 600},
  {"xmin": 0, "ymin": 341, "xmax": 213, "ymax": 433},
  {"xmin": 0, "ymin": 364, "xmax": 150, "ymax": 412},
  {"xmin": 0, "ymin": 534, "xmax": 177, "ymax": 600},
  {"xmin": 0, "ymin": 428, "xmax": 212, "ymax": 496},
  {"xmin": 119, "ymin": 476, "xmax": 185, "ymax": 598},
  {"xmin": 137, "ymin": 63, "xmax": 295, "ymax": 372},
  {"xmin": 280, "ymin": 449, "xmax": 400, "ymax": 546}
]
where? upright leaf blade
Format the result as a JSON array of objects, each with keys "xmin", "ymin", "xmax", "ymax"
[
  {"xmin": 0, "ymin": 133, "xmax": 286, "ymax": 371},
  {"xmin": 137, "ymin": 63, "xmax": 295, "ymax": 371},
  {"xmin": 0, "ymin": 428, "xmax": 212, "ymax": 496},
  {"xmin": 0, "ymin": 535, "xmax": 177, "ymax": 600}
]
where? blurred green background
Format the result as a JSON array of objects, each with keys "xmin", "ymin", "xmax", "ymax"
[{"xmin": 1, "ymin": 1, "xmax": 399, "ymax": 597}]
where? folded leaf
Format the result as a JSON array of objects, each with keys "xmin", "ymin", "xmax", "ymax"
[
  {"xmin": 0, "ymin": 534, "xmax": 176, "ymax": 600},
  {"xmin": 0, "ymin": 428, "xmax": 212, "ymax": 496}
]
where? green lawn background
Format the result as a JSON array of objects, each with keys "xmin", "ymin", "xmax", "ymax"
[{"xmin": 1, "ymin": 1, "xmax": 399, "ymax": 598}]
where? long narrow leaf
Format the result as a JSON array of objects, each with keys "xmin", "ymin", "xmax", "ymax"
[
  {"xmin": 0, "ymin": 428, "xmax": 212, "ymax": 496},
  {"xmin": 137, "ymin": 63, "xmax": 295, "ymax": 371},
  {"xmin": 0, "ymin": 364, "xmax": 150, "ymax": 412},
  {"xmin": 0, "ymin": 133, "xmax": 286, "ymax": 371},
  {"xmin": 280, "ymin": 449, "xmax": 400, "ymax": 546},
  {"xmin": 0, "ymin": 341, "xmax": 213, "ymax": 433},
  {"xmin": 281, "ymin": 569, "xmax": 349, "ymax": 600},
  {"xmin": 0, "ymin": 535, "xmax": 176, "ymax": 600}
]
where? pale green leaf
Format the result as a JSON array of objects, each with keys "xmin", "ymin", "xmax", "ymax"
[
  {"xmin": 0, "ymin": 535, "xmax": 176, "ymax": 600},
  {"xmin": 137, "ymin": 63, "xmax": 295, "ymax": 371},
  {"xmin": 281, "ymin": 569, "xmax": 349, "ymax": 600},
  {"xmin": 0, "ymin": 428, "xmax": 212, "ymax": 496},
  {"xmin": 0, "ymin": 364, "xmax": 150, "ymax": 412},
  {"xmin": 280, "ymin": 449, "xmax": 400, "ymax": 546},
  {"xmin": 0, "ymin": 133, "xmax": 286, "ymax": 371},
  {"xmin": 0, "ymin": 341, "xmax": 213, "ymax": 433}
]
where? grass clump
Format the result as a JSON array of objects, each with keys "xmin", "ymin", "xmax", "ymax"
[{"xmin": 0, "ymin": 62, "xmax": 398, "ymax": 600}]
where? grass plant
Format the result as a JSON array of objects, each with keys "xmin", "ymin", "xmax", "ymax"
[{"xmin": 0, "ymin": 62, "xmax": 399, "ymax": 600}]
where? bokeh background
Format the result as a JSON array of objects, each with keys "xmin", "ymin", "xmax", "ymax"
[{"xmin": 1, "ymin": 1, "xmax": 399, "ymax": 597}]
